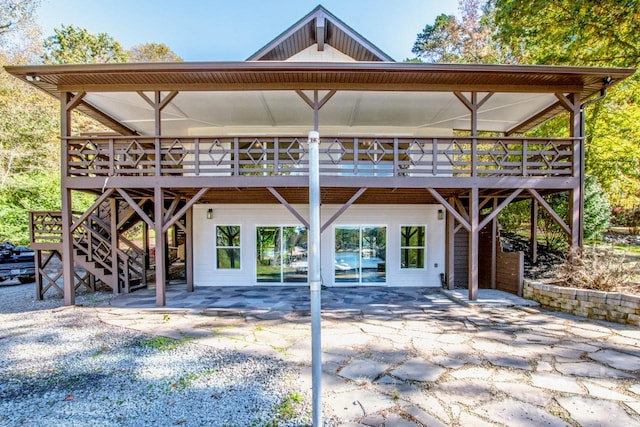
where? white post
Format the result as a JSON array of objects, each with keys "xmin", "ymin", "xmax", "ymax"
[{"xmin": 308, "ymin": 130, "xmax": 322, "ymax": 426}]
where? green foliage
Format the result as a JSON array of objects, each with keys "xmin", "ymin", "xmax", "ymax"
[
  {"xmin": 586, "ymin": 74, "xmax": 640, "ymax": 208},
  {"xmin": 0, "ymin": 52, "xmax": 58, "ymax": 182},
  {"xmin": 139, "ymin": 335, "xmax": 194, "ymax": 351},
  {"xmin": 0, "ymin": 172, "xmax": 60, "ymax": 244},
  {"xmin": 126, "ymin": 42, "xmax": 182, "ymax": 63},
  {"xmin": 491, "ymin": 0, "xmax": 640, "ymax": 209},
  {"xmin": 411, "ymin": 0, "xmax": 511, "ymax": 63},
  {"xmin": 491, "ymin": 0, "xmax": 640, "ymax": 68},
  {"xmin": 583, "ymin": 175, "xmax": 611, "ymax": 240},
  {"xmin": 0, "ymin": 0, "xmax": 40, "ymax": 42},
  {"xmin": 498, "ymin": 199, "xmax": 530, "ymax": 233},
  {"xmin": 267, "ymin": 392, "xmax": 304, "ymax": 426},
  {"xmin": 43, "ymin": 24, "xmax": 127, "ymax": 64}
]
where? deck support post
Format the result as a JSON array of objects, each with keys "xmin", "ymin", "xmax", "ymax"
[
  {"xmin": 468, "ymin": 187, "xmax": 479, "ymax": 300},
  {"xmin": 60, "ymin": 91, "xmax": 75, "ymax": 306},
  {"xmin": 571, "ymin": 92, "xmax": 583, "ymax": 254},
  {"xmin": 445, "ymin": 197, "xmax": 455, "ymax": 290},
  {"xmin": 530, "ymin": 199, "xmax": 538, "ymax": 264},
  {"xmin": 110, "ymin": 198, "xmax": 120, "ymax": 293},
  {"xmin": 490, "ymin": 197, "xmax": 498, "ymax": 289},
  {"xmin": 186, "ymin": 207, "xmax": 194, "ymax": 292},
  {"xmin": 154, "ymin": 187, "xmax": 166, "ymax": 306}
]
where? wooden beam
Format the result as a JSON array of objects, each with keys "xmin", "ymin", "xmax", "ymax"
[
  {"xmin": 163, "ymin": 196, "xmax": 181, "ymax": 224},
  {"xmin": 117, "ymin": 189, "xmax": 155, "ymax": 228},
  {"xmin": 321, "ymin": 188, "xmax": 367, "ymax": 233},
  {"xmin": 506, "ymin": 101, "xmax": 562, "ymax": 136},
  {"xmin": 78, "ymin": 101, "xmax": 138, "ymax": 135},
  {"xmin": 454, "ymin": 197, "xmax": 470, "ymax": 223},
  {"xmin": 454, "ymin": 91, "xmax": 473, "ymax": 111},
  {"xmin": 267, "ymin": 187, "xmax": 309, "ymax": 228},
  {"xmin": 478, "ymin": 188, "xmax": 523, "ymax": 230},
  {"xmin": 468, "ymin": 187, "xmax": 479, "ymax": 300},
  {"xmin": 65, "ymin": 91, "xmax": 86, "ymax": 111},
  {"xmin": 555, "ymin": 92, "xmax": 575, "ymax": 112},
  {"xmin": 527, "ymin": 188, "xmax": 571, "ymax": 236},
  {"xmin": 159, "ymin": 90, "xmax": 179, "ymax": 111},
  {"xmin": 490, "ymin": 197, "xmax": 498, "ymax": 289},
  {"xmin": 154, "ymin": 186, "xmax": 166, "ymax": 306},
  {"xmin": 317, "ymin": 90, "xmax": 337, "ymax": 110},
  {"xmin": 530, "ymin": 199, "xmax": 538, "ymax": 264},
  {"xmin": 110, "ymin": 198, "xmax": 120, "ymax": 294},
  {"xmin": 316, "ymin": 15, "xmax": 325, "ymax": 51},
  {"xmin": 427, "ymin": 188, "xmax": 471, "ymax": 231},
  {"xmin": 70, "ymin": 188, "xmax": 114, "ymax": 232},
  {"xmin": 186, "ymin": 207, "xmax": 194, "ymax": 292},
  {"xmin": 117, "ymin": 198, "xmax": 150, "ymax": 230},
  {"xmin": 446, "ymin": 197, "xmax": 455, "ymax": 290},
  {"xmin": 163, "ymin": 187, "xmax": 209, "ymax": 233},
  {"xmin": 60, "ymin": 91, "xmax": 75, "ymax": 306}
]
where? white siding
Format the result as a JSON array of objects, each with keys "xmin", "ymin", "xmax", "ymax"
[{"xmin": 193, "ymin": 204, "xmax": 444, "ymax": 287}]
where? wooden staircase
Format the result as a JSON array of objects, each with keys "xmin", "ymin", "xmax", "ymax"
[{"xmin": 30, "ymin": 199, "xmax": 148, "ymax": 295}]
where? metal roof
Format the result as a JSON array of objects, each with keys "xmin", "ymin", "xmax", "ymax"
[{"xmin": 5, "ymin": 61, "xmax": 633, "ymax": 135}]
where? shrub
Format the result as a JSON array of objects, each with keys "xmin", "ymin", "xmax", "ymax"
[{"xmin": 554, "ymin": 249, "xmax": 638, "ymax": 291}]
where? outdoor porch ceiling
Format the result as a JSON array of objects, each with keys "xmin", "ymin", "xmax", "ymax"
[
  {"xmin": 5, "ymin": 61, "xmax": 634, "ymax": 135},
  {"xmin": 81, "ymin": 90, "xmax": 561, "ymax": 135}
]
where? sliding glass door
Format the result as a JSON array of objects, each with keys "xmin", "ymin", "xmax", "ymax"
[
  {"xmin": 334, "ymin": 226, "xmax": 386, "ymax": 283},
  {"xmin": 256, "ymin": 226, "xmax": 307, "ymax": 283}
]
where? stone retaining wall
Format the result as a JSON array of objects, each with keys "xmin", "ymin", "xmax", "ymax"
[{"xmin": 523, "ymin": 280, "xmax": 640, "ymax": 326}]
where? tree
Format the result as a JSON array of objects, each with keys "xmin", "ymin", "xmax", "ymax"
[
  {"xmin": 491, "ymin": 0, "xmax": 640, "ymax": 68},
  {"xmin": 411, "ymin": 0, "xmax": 508, "ymax": 63},
  {"xmin": 127, "ymin": 42, "xmax": 182, "ymax": 62},
  {"xmin": 42, "ymin": 24, "xmax": 127, "ymax": 64},
  {"xmin": 0, "ymin": 0, "xmax": 39, "ymax": 40},
  {"xmin": 491, "ymin": 0, "xmax": 640, "ymax": 209}
]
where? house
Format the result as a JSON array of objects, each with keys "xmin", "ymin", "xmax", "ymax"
[{"xmin": 6, "ymin": 6, "xmax": 634, "ymax": 306}]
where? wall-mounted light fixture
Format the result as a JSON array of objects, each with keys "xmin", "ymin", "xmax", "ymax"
[
  {"xmin": 437, "ymin": 209, "xmax": 444, "ymax": 220},
  {"xmin": 25, "ymin": 74, "xmax": 41, "ymax": 82},
  {"xmin": 206, "ymin": 208, "xmax": 213, "ymax": 220}
]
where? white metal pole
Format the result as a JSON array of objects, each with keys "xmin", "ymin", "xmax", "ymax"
[{"xmin": 308, "ymin": 130, "xmax": 322, "ymax": 426}]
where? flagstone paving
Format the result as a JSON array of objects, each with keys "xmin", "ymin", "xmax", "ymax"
[{"xmin": 97, "ymin": 286, "xmax": 640, "ymax": 426}]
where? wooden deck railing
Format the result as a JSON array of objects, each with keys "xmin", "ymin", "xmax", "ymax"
[{"xmin": 65, "ymin": 136, "xmax": 577, "ymax": 179}]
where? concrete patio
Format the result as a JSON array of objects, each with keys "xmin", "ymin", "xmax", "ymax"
[{"xmin": 97, "ymin": 285, "xmax": 640, "ymax": 426}]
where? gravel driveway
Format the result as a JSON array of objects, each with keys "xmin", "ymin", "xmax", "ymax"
[{"xmin": 0, "ymin": 283, "xmax": 311, "ymax": 426}]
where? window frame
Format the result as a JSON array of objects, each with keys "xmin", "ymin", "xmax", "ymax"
[
  {"xmin": 399, "ymin": 224, "xmax": 427, "ymax": 270},
  {"xmin": 215, "ymin": 224, "xmax": 242, "ymax": 270}
]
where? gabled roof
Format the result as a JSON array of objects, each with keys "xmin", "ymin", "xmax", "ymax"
[{"xmin": 247, "ymin": 5, "xmax": 394, "ymax": 62}]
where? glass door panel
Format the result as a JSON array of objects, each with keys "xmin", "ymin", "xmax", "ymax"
[
  {"xmin": 335, "ymin": 226, "xmax": 386, "ymax": 284},
  {"xmin": 257, "ymin": 226, "xmax": 307, "ymax": 283},
  {"xmin": 283, "ymin": 226, "xmax": 308, "ymax": 283},
  {"xmin": 335, "ymin": 227, "xmax": 360, "ymax": 282},
  {"xmin": 362, "ymin": 226, "xmax": 386, "ymax": 283},
  {"xmin": 256, "ymin": 227, "xmax": 281, "ymax": 282}
]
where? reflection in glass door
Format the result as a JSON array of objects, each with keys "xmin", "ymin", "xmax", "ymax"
[
  {"xmin": 334, "ymin": 226, "xmax": 386, "ymax": 283},
  {"xmin": 256, "ymin": 226, "xmax": 307, "ymax": 283}
]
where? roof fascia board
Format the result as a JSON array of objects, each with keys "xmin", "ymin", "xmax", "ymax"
[
  {"xmin": 56, "ymin": 83, "xmax": 587, "ymax": 93},
  {"xmin": 246, "ymin": 5, "xmax": 394, "ymax": 62},
  {"xmin": 5, "ymin": 61, "xmax": 635, "ymax": 76},
  {"xmin": 247, "ymin": 6, "xmax": 323, "ymax": 60},
  {"xmin": 319, "ymin": 7, "xmax": 394, "ymax": 61}
]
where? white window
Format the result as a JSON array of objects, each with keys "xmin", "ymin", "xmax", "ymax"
[
  {"xmin": 400, "ymin": 225, "xmax": 426, "ymax": 269},
  {"xmin": 216, "ymin": 225, "xmax": 241, "ymax": 269}
]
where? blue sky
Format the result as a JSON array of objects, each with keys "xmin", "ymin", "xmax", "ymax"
[{"xmin": 36, "ymin": 0, "xmax": 461, "ymax": 61}]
